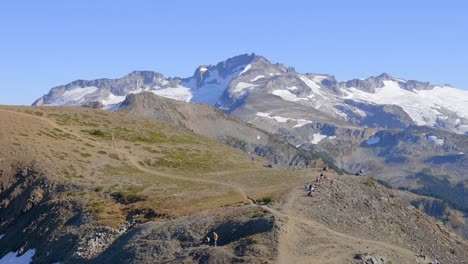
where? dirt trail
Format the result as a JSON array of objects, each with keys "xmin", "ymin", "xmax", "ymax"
[
  {"xmin": 5, "ymin": 109, "xmax": 421, "ymax": 263},
  {"xmin": 0, "ymin": 109, "xmax": 256, "ymax": 204},
  {"xmin": 269, "ymin": 187, "xmax": 422, "ymax": 263}
]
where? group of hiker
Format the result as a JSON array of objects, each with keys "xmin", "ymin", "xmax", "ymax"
[
  {"xmin": 203, "ymin": 232, "xmax": 219, "ymax": 247},
  {"xmin": 304, "ymin": 166, "xmax": 334, "ymax": 197}
]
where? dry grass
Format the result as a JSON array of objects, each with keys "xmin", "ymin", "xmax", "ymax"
[{"xmin": 0, "ymin": 106, "xmax": 315, "ymax": 227}]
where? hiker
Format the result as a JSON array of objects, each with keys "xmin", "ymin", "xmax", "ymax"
[
  {"xmin": 307, "ymin": 185, "xmax": 316, "ymax": 197},
  {"xmin": 213, "ymin": 232, "xmax": 219, "ymax": 247},
  {"xmin": 432, "ymin": 257, "xmax": 439, "ymax": 264},
  {"xmin": 251, "ymin": 155, "xmax": 255, "ymax": 162},
  {"xmin": 309, "ymin": 184, "xmax": 316, "ymax": 192},
  {"xmin": 204, "ymin": 236, "xmax": 210, "ymax": 245}
]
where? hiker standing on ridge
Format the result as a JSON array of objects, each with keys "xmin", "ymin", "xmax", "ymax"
[{"xmin": 213, "ymin": 232, "xmax": 219, "ymax": 247}]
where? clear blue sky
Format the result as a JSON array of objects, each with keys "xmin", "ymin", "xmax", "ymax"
[{"xmin": 1, "ymin": 0, "xmax": 467, "ymax": 105}]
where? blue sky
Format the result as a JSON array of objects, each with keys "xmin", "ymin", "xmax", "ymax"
[{"xmin": 0, "ymin": 0, "xmax": 467, "ymax": 105}]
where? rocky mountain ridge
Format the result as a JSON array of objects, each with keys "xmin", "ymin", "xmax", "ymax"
[
  {"xmin": 117, "ymin": 92, "xmax": 314, "ymax": 167},
  {"xmin": 33, "ymin": 53, "xmax": 468, "ymax": 135}
]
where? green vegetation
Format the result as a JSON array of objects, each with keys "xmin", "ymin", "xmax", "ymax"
[
  {"xmin": 80, "ymin": 152, "xmax": 92, "ymax": 158},
  {"xmin": 111, "ymin": 191, "xmax": 146, "ymax": 204},
  {"xmin": 88, "ymin": 129, "xmax": 107, "ymax": 137},
  {"xmin": 365, "ymin": 178, "xmax": 375, "ymax": 187},
  {"xmin": 23, "ymin": 109, "xmax": 44, "ymax": 116},
  {"xmin": 256, "ymin": 197, "xmax": 272, "ymax": 205},
  {"xmin": 410, "ymin": 199, "xmax": 447, "ymax": 218},
  {"xmin": 245, "ymin": 237, "xmax": 258, "ymax": 244},
  {"xmin": 108, "ymin": 153, "xmax": 120, "ymax": 160},
  {"xmin": 84, "ymin": 142, "xmax": 95, "ymax": 148},
  {"xmin": 308, "ymin": 147, "xmax": 345, "ymax": 175},
  {"xmin": 403, "ymin": 172, "xmax": 468, "ymax": 213},
  {"xmin": 142, "ymin": 146, "xmax": 159, "ymax": 153},
  {"xmin": 87, "ymin": 199, "xmax": 125, "ymax": 228}
]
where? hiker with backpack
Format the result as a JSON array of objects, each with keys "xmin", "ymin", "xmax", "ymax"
[{"xmin": 213, "ymin": 232, "xmax": 219, "ymax": 247}]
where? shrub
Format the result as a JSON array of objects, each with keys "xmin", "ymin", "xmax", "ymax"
[
  {"xmin": 256, "ymin": 197, "xmax": 272, "ymax": 205},
  {"xmin": 89, "ymin": 129, "xmax": 106, "ymax": 137},
  {"xmin": 365, "ymin": 178, "xmax": 375, "ymax": 187}
]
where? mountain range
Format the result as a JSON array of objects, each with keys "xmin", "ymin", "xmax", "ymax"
[
  {"xmin": 33, "ymin": 53, "xmax": 468, "ymax": 238},
  {"xmin": 33, "ymin": 53, "xmax": 468, "ymax": 135}
]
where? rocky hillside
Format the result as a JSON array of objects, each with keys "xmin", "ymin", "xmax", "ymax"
[
  {"xmin": 1, "ymin": 105, "xmax": 467, "ymax": 263},
  {"xmin": 117, "ymin": 92, "xmax": 313, "ymax": 167}
]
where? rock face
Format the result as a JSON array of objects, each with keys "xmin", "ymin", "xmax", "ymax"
[
  {"xmin": 0, "ymin": 162, "xmax": 99, "ymax": 263},
  {"xmin": 92, "ymin": 206, "xmax": 276, "ymax": 264}
]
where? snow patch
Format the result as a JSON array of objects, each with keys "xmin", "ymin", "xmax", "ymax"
[
  {"xmin": 0, "ymin": 249, "xmax": 35, "ymax": 264},
  {"xmin": 345, "ymin": 80, "xmax": 468, "ymax": 128},
  {"xmin": 293, "ymin": 119, "xmax": 313, "ymax": 128},
  {"xmin": 0, "ymin": 234, "xmax": 3, "ymax": 240},
  {"xmin": 233, "ymin": 82, "xmax": 258, "ymax": 93},
  {"xmin": 311, "ymin": 133, "xmax": 328, "ymax": 144},
  {"xmin": 101, "ymin": 93, "xmax": 126, "ymax": 106},
  {"xmin": 58, "ymin": 86, "xmax": 98, "ymax": 104},
  {"xmin": 199, "ymin": 66, "xmax": 208, "ymax": 73},
  {"xmin": 255, "ymin": 112, "xmax": 270, "ymax": 117},
  {"xmin": 271, "ymin": 116, "xmax": 290, "ymax": 123},
  {"xmin": 287, "ymin": 86, "xmax": 298, "ymax": 91},
  {"xmin": 256, "ymin": 112, "xmax": 312, "ymax": 127},
  {"xmin": 251, "ymin": 75, "xmax": 265, "ymax": 82},
  {"xmin": 366, "ymin": 136, "xmax": 380, "ymax": 145},
  {"xmin": 180, "ymin": 64, "xmax": 250, "ymax": 104},
  {"xmin": 256, "ymin": 135, "xmax": 261, "ymax": 140},
  {"xmin": 312, "ymin": 75, "xmax": 327, "ymax": 83},
  {"xmin": 151, "ymin": 86, "xmax": 192, "ymax": 102},
  {"xmin": 102, "ymin": 103, "xmax": 122, "ymax": 112},
  {"xmin": 427, "ymin": 135, "xmax": 444, "ymax": 146},
  {"xmin": 272, "ymin": 90, "xmax": 308, "ymax": 102},
  {"xmin": 299, "ymin": 76, "xmax": 324, "ymax": 96},
  {"xmin": 239, "ymin": 64, "xmax": 251, "ymax": 75}
]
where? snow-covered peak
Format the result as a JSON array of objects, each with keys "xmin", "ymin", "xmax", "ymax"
[{"xmin": 33, "ymin": 54, "xmax": 468, "ymax": 134}]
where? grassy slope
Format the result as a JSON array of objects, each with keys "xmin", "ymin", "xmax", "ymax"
[{"xmin": 0, "ymin": 106, "xmax": 307, "ymax": 227}]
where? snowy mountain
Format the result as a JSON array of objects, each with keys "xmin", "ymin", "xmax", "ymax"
[
  {"xmin": 33, "ymin": 54, "xmax": 468, "ymax": 135},
  {"xmin": 33, "ymin": 54, "xmax": 257, "ymax": 110},
  {"xmin": 33, "ymin": 54, "xmax": 468, "ymax": 232}
]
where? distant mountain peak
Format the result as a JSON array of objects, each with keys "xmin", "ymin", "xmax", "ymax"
[{"xmin": 376, "ymin": 72, "xmax": 394, "ymax": 80}]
